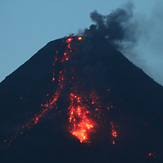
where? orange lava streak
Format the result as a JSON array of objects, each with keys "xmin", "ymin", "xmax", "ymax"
[
  {"xmin": 110, "ymin": 121, "xmax": 118, "ymax": 144},
  {"xmin": 110, "ymin": 121, "xmax": 118, "ymax": 137},
  {"xmin": 68, "ymin": 93, "xmax": 96, "ymax": 143},
  {"xmin": 3, "ymin": 69, "xmax": 65, "ymax": 145}
]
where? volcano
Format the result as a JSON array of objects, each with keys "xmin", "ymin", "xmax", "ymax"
[{"xmin": 0, "ymin": 36, "xmax": 163, "ymax": 163}]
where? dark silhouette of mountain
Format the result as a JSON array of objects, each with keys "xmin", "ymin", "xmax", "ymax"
[{"xmin": 0, "ymin": 36, "xmax": 162, "ymax": 163}]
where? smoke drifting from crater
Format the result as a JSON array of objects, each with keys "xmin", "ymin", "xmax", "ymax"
[
  {"xmin": 84, "ymin": 3, "xmax": 163, "ymax": 86},
  {"xmin": 85, "ymin": 3, "xmax": 135, "ymax": 45}
]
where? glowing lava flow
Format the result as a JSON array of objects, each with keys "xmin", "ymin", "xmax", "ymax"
[{"xmin": 68, "ymin": 93, "xmax": 96, "ymax": 143}]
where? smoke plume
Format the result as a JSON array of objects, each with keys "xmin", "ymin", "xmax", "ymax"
[
  {"xmin": 84, "ymin": 3, "xmax": 135, "ymax": 45},
  {"xmin": 84, "ymin": 3, "xmax": 163, "ymax": 86}
]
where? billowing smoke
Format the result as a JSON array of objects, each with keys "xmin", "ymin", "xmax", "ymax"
[
  {"xmin": 83, "ymin": 3, "xmax": 163, "ymax": 86},
  {"xmin": 84, "ymin": 3, "xmax": 135, "ymax": 45}
]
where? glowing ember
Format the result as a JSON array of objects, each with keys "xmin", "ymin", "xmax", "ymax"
[
  {"xmin": 148, "ymin": 153, "xmax": 152, "ymax": 156},
  {"xmin": 78, "ymin": 36, "xmax": 82, "ymax": 40},
  {"xmin": 52, "ymin": 77, "xmax": 55, "ymax": 81},
  {"xmin": 146, "ymin": 152, "xmax": 157, "ymax": 159},
  {"xmin": 67, "ymin": 44, "xmax": 71, "ymax": 49},
  {"xmin": 68, "ymin": 93, "xmax": 96, "ymax": 143},
  {"xmin": 112, "ymin": 130, "xmax": 117, "ymax": 138}
]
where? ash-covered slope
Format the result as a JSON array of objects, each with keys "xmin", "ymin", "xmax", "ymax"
[{"xmin": 0, "ymin": 36, "xmax": 163, "ymax": 163}]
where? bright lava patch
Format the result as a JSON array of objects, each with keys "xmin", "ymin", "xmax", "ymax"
[{"xmin": 68, "ymin": 93, "xmax": 96, "ymax": 143}]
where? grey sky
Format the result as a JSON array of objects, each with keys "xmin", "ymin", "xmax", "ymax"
[{"xmin": 0, "ymin": 0, "xmax": 162, "ymax": 85}]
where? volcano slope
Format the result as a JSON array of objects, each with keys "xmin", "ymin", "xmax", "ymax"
[{"xmin": 0, "ymin": 36, "xmax": 163, "ymax": 163}]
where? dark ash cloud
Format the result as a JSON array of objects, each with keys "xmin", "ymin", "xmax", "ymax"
[{"xmin": 85, "ymin": 3, "xmax": 135, "ymax": 44}]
